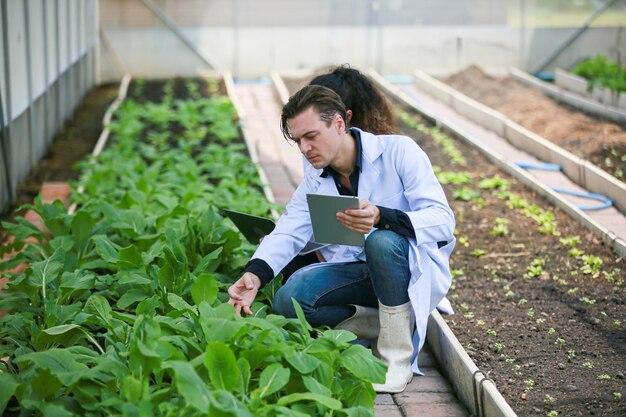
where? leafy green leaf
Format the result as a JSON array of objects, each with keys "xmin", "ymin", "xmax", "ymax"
[
  {"xmin": 204, "ymin": 341, "xmax": 240, "ymax": 391},
  {"xmin": 0, "ymin": 372, "xmax": 18, "ymax": 413},
  {"xmin": 340, "ymin": 345, "xmax": 387, "ymax": 383},
  {"xmin": 71, "ymin": 210, "xmax": 96, "ymax": 248},
  {"xmin": 190, "ymin": 273, "xmax": 218, "ymax": 306},
  {"xmin": 117, "ymin": 289, "xmax": 150, "ymax": 310},
  {"xmin": 258, "ymin": 363, "xmax": 290, "ymax": 398},
  {"xmin": 165, "ymin": 360, "xmax": 210, "ymax": 414},
  {"xmin": 276, "ymin": 392, "xmax": 342, "ymax": 410},
  {"xmin": 167, "ymin": 293, "xmax": 196, "ymax": 313},
  {"xmin": 207, "ymin": 390, "xmax": 253, "ymax": 417},
  {"xmin": 16, "ymin": 348, "xmax": 90, "ymax": 386},
  {"xmin": 284, "ymin": 350, "xmax": 321, "ymax": 374},
  {"xmin": 118, "ymin": 244, "xmax": 144, "ymax": 270},
  {"xmin": 193, "ymin": 248, "xmax": 223, "ymax": 274},
  {"xmin": 92, "ymin": 235, "xmax": 120, "ymax": 263}
]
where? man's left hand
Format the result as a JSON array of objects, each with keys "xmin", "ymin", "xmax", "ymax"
[{"xmin": 336, "ymin": 199, "xmax": 380, "ymax": 234}]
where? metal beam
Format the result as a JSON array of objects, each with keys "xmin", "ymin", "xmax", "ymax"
[
  {"xmin": 140, "ymin": 0, "xmax": 220, "ymax": 71},
  {"xmin": 532, "ymin": 0, "xmax": 619, "ymax": 74}
]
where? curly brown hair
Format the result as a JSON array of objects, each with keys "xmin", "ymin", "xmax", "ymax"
[{"xmin": 309, "ymin": 65, "xmax": 396, "ymax": 135}]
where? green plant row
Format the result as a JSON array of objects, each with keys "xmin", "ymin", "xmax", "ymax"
[
  {"xmin": 571, "ymin": 55, "xmax": 626, "ymax": 93},
  {"xmin": 0, "ymin": 82, "xmax": 385, "ymax": 416}
]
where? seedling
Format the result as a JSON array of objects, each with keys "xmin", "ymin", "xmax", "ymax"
[
  {"xmin": 559, "ymin": 236, "xmax": 580, "ymax": 247},
  {"xmin": 544, "ymin": 394, "xmax": 555, "ymax": 405},
  {"xmin": 453, "ymin": 187, "xmax": 480, "ymax": 202},
  {"xmin": 548, "ymin": 327, "xmax": 556, "ymax": 335},
  {"xmin": 567, "ymin": 350, "xmax": 575, "ymax": 360},
  {"xmin": 555, "ymin": 338, "xmax": 565, "ymax": 348},
  {"xmin": 567, "ymin": 287, "xmax": 579, "ymax": 296},
  {"xmin": 479, "ymin": 175, "xmax": 510, "ymax": 190},
  {"xmin": 536, "ymin": 318, "xmax": 546, "ymax": 325},
  {"xmin": 492, "ymin": 342, "xmax": 504, "ymax": 353},
  {"xmin": 476, "ymin": 320, "xmax": 485, "ymax": 327},
  {"xmin": 518, "ymin": 298, "xmax": 528, "ymax": 305},
  {"xmin": 527, "ymin": 308, "xmax": 535, "ymax": 318},
  {"xmin": 582, "ymin": 362, "xmax": 593, "ymax": 369},
  {"xmin": 472, "ymin": 248, "xmax": 486, "ymax": 257},
  {"xmin": 547, "ymin": 411, "xmax": 558, "ymax": 417},
  {"xmin": 602, "ymin": 268, "xmax": 621, "ymax": 282},
  {"xmin": 458, "ymin": 235, "xmax": 469, "ymax": 247},
  {"xmin": 486, "ymin": 329, "xmax": 497, "ymax": 337},
  {"xmin": 490, "ymin": 217, "xmax": 510, "ymax": 236},
  {"xmin": 613, "ymin": 392, "xmax": 622, "ymax": 400},
  {"xmin": 580, "ymin": 255, "xmax": 603, "ymax": 277},
  {"xmin": 579, "ymin": 297, "xmax": 596, "ymax": 305},
  {"xmin": 569, "ymin": 248, "xmax": 584, "ymax": 258},
  {"xmin": 597, "ymin": 374, "xmax": 611, "ymax": 380},
  {"xmin": 437, "ymin": 170, "xmax": 472, "ymax": 185},
  {"xmin": 524, "ymin": 379, "xmax": 535, "ymax": 392},
  {"xmin": 524, "ymin": 258, "xmax": 545, "ymax": 279},
  {"xmin": 451, "ymin": 268, "xmax": 464, "ymax": 278}
]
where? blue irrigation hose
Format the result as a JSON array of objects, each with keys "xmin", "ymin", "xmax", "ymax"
[
  {"xmin": 515, "ymin": 161, "xmax": 613, "ymax": 211},
  {"xmin": 552, "ymin": 187, "xmax": 613, "ymax": 211},
  {"xmin": 515, "ymin": 161, "xmax": 562, "ymax": 172}
]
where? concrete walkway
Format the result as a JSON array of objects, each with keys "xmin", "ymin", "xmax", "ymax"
[{"xmin": 232, "ymin": 81, "xmax": 470, "ymax": 417}]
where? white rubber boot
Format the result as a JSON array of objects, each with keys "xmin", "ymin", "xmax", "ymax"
[
  {"xmin": 372, "ymin": 302, "xmax": 414, "ymax": 393},
  {"xmin": 334, "ymin": 305, "xmax": 380, "ymax": 340}
]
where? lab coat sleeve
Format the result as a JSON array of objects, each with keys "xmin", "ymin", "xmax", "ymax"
[
  {"xmin": 395, "ymin": 137, "xmax": 455, "ymax": 246},
  {"xmin": 249, "ymin": 174, "xmax": 317, "ymax": 279}
]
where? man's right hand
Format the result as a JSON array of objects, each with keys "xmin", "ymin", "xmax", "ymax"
[{"xmin": 227, "ymin": 272, "xmax": 261, "ymax": 316}]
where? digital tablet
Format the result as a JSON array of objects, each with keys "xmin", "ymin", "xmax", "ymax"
[
  {"xmin": 305, "ymin": 193, "xmax": 365, "ymax": 247},
  {"xmin": 222, "ymin": 209, "xmax": 327, "ymax": 255}
]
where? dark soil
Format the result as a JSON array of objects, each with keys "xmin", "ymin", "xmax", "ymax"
[
  {"xmin": 404, "ymin": 114, "xmax": 626, "ymax": 417},
  {"xmin": 0, "ymin": 83, "xmax": 119, "ymax": 222},
  {"xmin": 283, "ymin": 72, "xmax": 626, "ymax": 417},
  {"xmin": 444, "ymin": 65, "xmax": 626, "ymax": 185}
]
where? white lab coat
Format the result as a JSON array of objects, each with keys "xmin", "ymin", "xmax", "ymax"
[{"xmin": 252, "ymin": 128, "xmax": 456, "ymax": 374}]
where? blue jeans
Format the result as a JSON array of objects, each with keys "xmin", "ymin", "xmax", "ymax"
[{"xmin": 273, "ymin": 230, "xmax": 411, "ymax": 327}]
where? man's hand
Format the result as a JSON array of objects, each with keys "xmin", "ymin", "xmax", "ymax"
[
  {"xmin": 336, "ymin": 199, "xmax": 380, "ymax": 234},
  {"xmin": 227, "ymin": 272, "xmax": 261, "ymax": 316}
]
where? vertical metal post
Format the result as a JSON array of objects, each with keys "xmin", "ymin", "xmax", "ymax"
[
  {"xmin": 77, "ymin": 0, "xmax": 83, "ymax": 98},
  {"xmin": 66, "ymin": 0, "xmax": 73, "ymax": 116},
  {"xmin": 376, "ymin": 0, "xmax": 384, "ymax": 74},
  {"xmin": 42, "ymin": 0, "xmax": 51, "ymax": 145},
  {"xmin": 1, "ymin": 0, "xmax": 13, "ymax": 202},
  {"xmin": 0, "ymin": 0, "xmax": 13, "ymax": 203},
  {"xmin": 234, "ymin": 0, "xmax": 240, "ymax": 79},
  {"xmin": 55, "ymin": 0, "xmax": 62, "ymax": 131},
  {"xmin": 517, "ymin": 0, "xmax": 526, "ymax": 69},
  {"xmin": 24, "ymin": 0, "xmax": 37, "ymax": 166}
]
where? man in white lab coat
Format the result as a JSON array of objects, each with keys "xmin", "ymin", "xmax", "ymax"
[{"xmin": 228, "ymin": 85, "xmax": 455, "ymax": 393}]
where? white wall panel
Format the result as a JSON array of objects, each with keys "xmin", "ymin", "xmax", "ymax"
[
  {"xmin": 0, "ymin": 0, "xmax": 98, "ymax": 211},
  {"xmin": 27, "ymin": 0, "xmax": 46, "ymax": 98}
]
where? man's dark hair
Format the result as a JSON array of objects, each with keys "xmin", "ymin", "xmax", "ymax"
[
  {"xmin": 280, "ymin": 85, "xmax": 347, "ymax": 141},
  {"xmin": 309, "ymin": 64, "xmax": 396, "ymax": 135}
]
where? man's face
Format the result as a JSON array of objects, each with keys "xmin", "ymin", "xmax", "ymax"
[{"xmin": 287, "ymin": 106, "xmax": 343, "ymax": 169}]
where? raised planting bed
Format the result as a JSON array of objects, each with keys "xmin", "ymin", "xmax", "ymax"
[
  {"xmin": 0, "ymin": 84, "xmax": 120, "ymax": 224},
  {"xmin": 443, "ymin": 65, "xmax": 626, "ymax": 186},
  {"xmin": 0, "ymin": 78, "xmax": 387, "ymax": 416},
  {"xmin": 395, "ymin": 109, "xmax": 626, "ymax": 417},
  {"xmin": 555, "ymin": 69, "xmax": 626, "ymax": 111}
]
